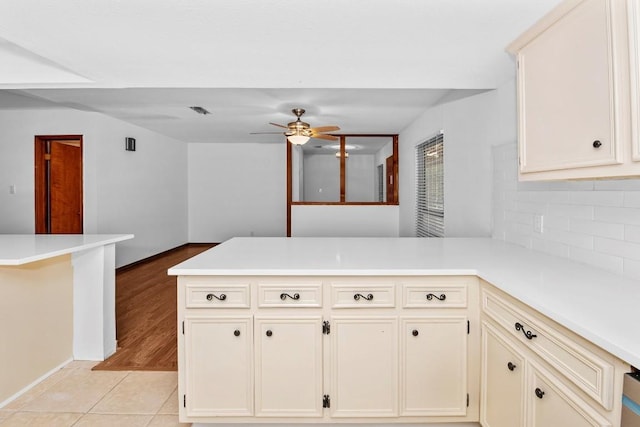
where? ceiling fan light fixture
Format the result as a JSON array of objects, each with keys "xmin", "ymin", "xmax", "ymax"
[{"xmin": 288, "ymin": 134, "xmax": 310, "ymax": 145}]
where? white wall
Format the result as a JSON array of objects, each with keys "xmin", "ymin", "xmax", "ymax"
[
  {"xmin": 188, "ymin": 142, "xmax": 286, "ymax": 242},
  {"xmin": 303, "ymin": 153, "xmax": 340, "ymax": 202},
  {"xmin": 346, "ymin": 153, "xmax": 376, "ymax": 202},
  {"xmin": 0, "ymin": 109, "xmax": 189, "ymax": 267},
  {"xmin": 399, "ymin": 88, "xmax": 510, "ymax": 237},
  {"xmin": 292, "ymin": 205, "xmax": 399, "ymax": 237}
]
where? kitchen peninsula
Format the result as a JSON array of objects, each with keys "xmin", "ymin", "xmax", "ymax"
[
  {"xmin": 170, "ymin": 237, "xmax": 639, "ymax": 426},
  {"xmin": 0, "ymin": 234, "xmax": 133, "ymax": 406}
]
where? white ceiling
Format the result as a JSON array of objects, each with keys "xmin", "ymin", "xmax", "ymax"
[{"xmin": 0, "ymin": 0, "xmax": 563, "ymax": 143}]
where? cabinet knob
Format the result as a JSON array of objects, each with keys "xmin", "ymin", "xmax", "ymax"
[
  {"xmin": 412, "ymin": 329, "xmax": 419, "ymax": 337},
  {"xmin": 206, "ymin": 293, "xmax": 226, "ymax": 302},
  {"xmin": 535, "ymin": 388, "xmax": 545, "ymax": 399},
  {"xmin": 266, "ymin": 330, "xmax": 273, "ymax": 337},
  {"xmin": 593, "ymin": 140, "xmax": 602, "ymax": 148},
  {"xmin": 507, "ymin": 362, "xmax": 517, "ymax": 371},
  {"xmin": 234, "ymin": 329, "xmax": 240, "ymax": 337},
  {"xmin": 354, "ymin": 293, "xmax": 374, "ymax": 301},
  {"xmin": 280, "ymin": 292, "xmax": 300, "ymax": 301}
]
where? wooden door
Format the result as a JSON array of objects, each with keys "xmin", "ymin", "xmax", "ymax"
[
  {"xmin": 330, "ymin": 316, "xmax": 398, "ymax": 417},
  {"xmin": 400, "ymin": 316, "xmax": 467, "ymax": 416},
  {"xmin": 183, "ymin": 316, "xmax": 253, "ymax": 417},
  {"xmin": 386, "ymin": 155, "xmax": 395, "ymax": 203},
  {"xmin": 35, "ymin": 136, "xmax": 83, "ymax": 234},
  {"xmin": 254, "ymin": 317, "xmax": 323, "ymax": 417}
]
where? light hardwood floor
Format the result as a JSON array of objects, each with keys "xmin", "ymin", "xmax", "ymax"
[{"xmin": 93, "ymin": 244, "xmax": 214, "ymax": 371}]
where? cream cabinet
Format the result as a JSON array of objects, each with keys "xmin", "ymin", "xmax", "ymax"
[
  {"xmin": 182, "ymin": 316, "xmax": 254, "ymax": 417},
  {"xmin": 330, "ymin": 317, "xmax": 398, "ymax": 417},
  {"xmin": 480, "ymin": 282, "xmax": 628, "ymax": 427},
  {"xmin": 254, "ymin": 316, "xmax": 323, "ymax": 417},
  {"xmin": 481, "ymin": 322, "xmax": 525, "ymax": 427},
  {"xmin": 177, "ymin": 275, "xmax": 479, "ymax": 424},
  {"xmin": 508, "ymin": 0, "xmax": 640, "ymax": 180},
  {"xmin": 400, "ymin": 316, "xmax": 468, "ymax": 416}
]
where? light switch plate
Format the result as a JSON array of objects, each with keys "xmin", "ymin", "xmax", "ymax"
[{"xmin": 534, "ymin": 214, "xmax": 544, "ymax": 233}]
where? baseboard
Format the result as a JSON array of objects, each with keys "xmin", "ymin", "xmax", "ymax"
[{"xmin": 116, "ymin": 242, "xmax": 218, "ymax": 273}]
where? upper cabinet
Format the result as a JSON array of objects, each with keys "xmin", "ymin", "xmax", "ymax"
[{"xmin": 508, "ymin": 0, "xmax": 640, "ymax": 181}]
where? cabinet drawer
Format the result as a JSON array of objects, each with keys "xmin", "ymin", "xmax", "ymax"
[
  {"xmin": 257, "ymin": 283, "xmax": 322, "ymax": 308},
  {"xmin": 482, "ymin": 288, "xmax": 615, "ymax": 410},
  {"xmin": 186, "ymin": 284, "xmax": 250, "ymax": 308},
  {"xmin": 403, "ymin": 284, "xmax": 467, "ymax": 308},
  {"xmin": 331, "ymin": 284, "xmax": 395, "ymax": 308}
]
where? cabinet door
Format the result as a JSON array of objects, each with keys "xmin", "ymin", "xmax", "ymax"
[
  {"xmin": 480, "ymin": 323, "xmax": 525, "ymax": 427},
  {"xmin": 330, "ymin": 317, "xmax": 398, "ymax": 417},
  {"xmin": 400, "ymin": 316, "xmax": 467, "ymax": 416},
  {"xmin": 254, "ymin": 317, "xmax": 323, "ymax": 417},
  {"xmin": 528, "ymin": 361, "xmax": 611, "ymax": 427},
  {"xmin": 183, "ymin": 316, "xmax": 253, "ymax": 417},
  {"xmin": 517, "ymin": 0, "xmax": 621, "ymax": 173}
]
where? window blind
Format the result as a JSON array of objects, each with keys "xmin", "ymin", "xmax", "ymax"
[{"xmin": 416, "ymin": 133, "xmax": 444, "ymax": 237}]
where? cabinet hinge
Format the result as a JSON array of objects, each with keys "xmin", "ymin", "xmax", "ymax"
[
  {"xmin": 323, "ymin": 394, "xmax": 330, "ymax": 408},
  {"xmin": 183, "ymin": 394, "xmax": 186, "ymax": 408},
  {"xmin": 44, "ymin": 153, "xmax": 51, "ymax": 161},
  {"xmin": 322, "ymin": 321, "xmax": 330, "ymax": 335},
  {"xmin": 467, "ymin": 393, "xmax": 469, "ymax": 407},
  {"xmin": 467, "ymin": 320, "xmax": 470, "ymax": 335},
  {"xmin": 182, "ymin": 321, "xmax": 185, "ymax": 335}
]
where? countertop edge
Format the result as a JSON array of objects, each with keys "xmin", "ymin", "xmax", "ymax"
[{"xmin": 0, "ymin": 234, "xmax": 134, "ymax": 265}]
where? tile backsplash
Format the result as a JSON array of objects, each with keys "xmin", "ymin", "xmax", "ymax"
[{"xmin": 492, "ymin": 143, "xmax": 640, "ymax": 280}]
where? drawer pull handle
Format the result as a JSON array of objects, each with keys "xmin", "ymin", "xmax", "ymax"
[
  {"xmin": 593, "ymin": 140, "xmax": 602, "ymax": 148},
  {"xmin": 426, "ymin": 293, "xmax": 446, "ymax": 301},
  {"xmin": 206, "ymin": 293, "xmax": 226, "ymax": 301},
  {"xmin": 354, "ymin": 293, "xmax": 374, "ymax": 301},
  {"xmin": 412, "ymin": 329, "xmax": 419, "ymax": 337},
  {"xmin": 515, "ymin": 322, "xmax": 537, "ymax": 340},
  {"xmin": 535, "ymin": 388, "xmax": 545, "ymax": 399},
  {"xmin": 280, "ymin": 292, "xmax": 300, "ymax": 301},
  {"xmin": 234, "ymin": 329, "xmax": 240, "ymax": 337},
  {"xmin": 266, "ymin": 330, "xmax": 273, "ymax": 337},
  {"xmin": 507, "ymin": 362, "xmax": 517, "ymax": 371}
]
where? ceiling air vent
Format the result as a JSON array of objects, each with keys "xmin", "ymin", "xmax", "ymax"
[{"xmin": 189, "ymin": 106, "xmax": 211, "ymax": 115}]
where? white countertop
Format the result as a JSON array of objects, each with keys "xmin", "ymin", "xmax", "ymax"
[
  {"xmin": 0, "ymin": 234, "xmax": 134, "ymax": 265},
  {"xmin": 169, "ymin": 237, "xmax": 640, "ymax": 368}
]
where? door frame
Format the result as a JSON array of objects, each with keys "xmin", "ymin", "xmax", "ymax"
[{"xmin": 34, "ymin": 135, "xmax": 84, "ymax": 234}]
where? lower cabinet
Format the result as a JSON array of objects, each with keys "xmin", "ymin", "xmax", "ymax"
[
  {"xmin": 178, "ymin": 275, "xmax": 479, "ymax": 424},
  {"xmin": 400, "ymin": 316, "xmax": 468, "ymax": 416},
  {"xmin": 254, "ymin": 317, "xmax": 323, "ymax": 417},
  {"xmin": 480, "ymin": 280, "xmax": 627, "ymax": 427},
  {"xmin": 528, "ymin": 361, "xmax": 611, "ymax": 427},
  {"xmin": 330, "ymin": 317, "xmax": 398, "ymax": 417},
  {"xmin": 480, "ymin": 322, "xmax": 527, "ymax": 427},
  {"xmin": 183, "ymin": 316, "xmax": 254, "ymax": 417},
  {"xmin": 481, "ymin": 322, "xmax": 612, "ymax": 427}
]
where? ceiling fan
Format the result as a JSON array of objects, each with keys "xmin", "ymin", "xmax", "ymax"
[{"xmin": 251, "ymin": 108, "xmax": 340, "ymax": 145}]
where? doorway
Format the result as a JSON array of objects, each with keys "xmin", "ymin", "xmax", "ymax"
[
  {"xmin": 34, "ymin": 135, "xmax": 84, "ymax": 234},
  {"xmin": 386, "ymin": 155, "xmax": 396, "ymax": 203}
]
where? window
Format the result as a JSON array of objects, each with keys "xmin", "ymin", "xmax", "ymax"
[{"xmin": 416, "ymin": 132, "xmax": 444, "ymax": 237}]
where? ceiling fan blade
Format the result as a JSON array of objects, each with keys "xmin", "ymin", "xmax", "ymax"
[
  {"xmin": 309, "ymin": 125, "xmax": 340, "ymax": 133},
  {"xmin": 269, "ymin": 122, "xmax": 289, "ymax": 129},
  {"xmin": 250, "ymin": 132, "xmax": 286, "ymax": 135},
  {"xmin": 310, "ymin": 134, "xmax": 339, "ymax": 141}
]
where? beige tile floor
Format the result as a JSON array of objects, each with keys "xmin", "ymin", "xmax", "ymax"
[{"xmin": 0, "ymin": 361, "xmax": 190, "ymax": 426}]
